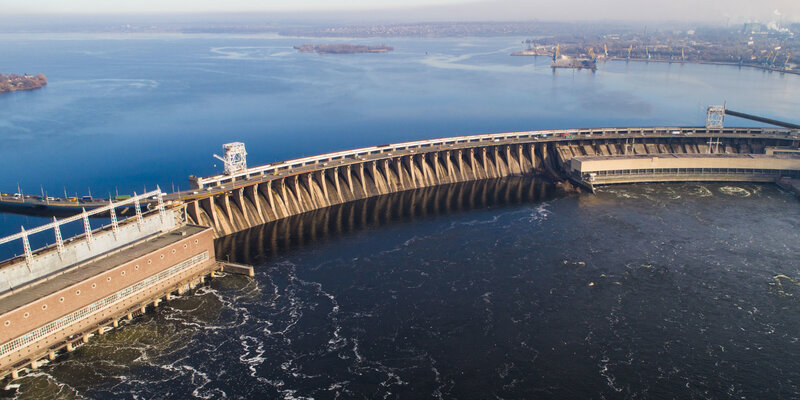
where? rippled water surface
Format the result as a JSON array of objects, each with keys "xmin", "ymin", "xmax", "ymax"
[{"xmin": 4, "ymin": 180, "xmax": 800, "ymax": 399}]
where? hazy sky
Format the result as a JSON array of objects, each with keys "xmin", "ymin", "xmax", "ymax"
[{"xmin": 2, "ymin": 0, "xmax": 799, "ymax": 23}]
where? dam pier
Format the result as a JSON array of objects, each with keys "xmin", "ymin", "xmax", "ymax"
[{"xmin": 2, "ymin": 124, "xmax": 800, "ymax": 380}]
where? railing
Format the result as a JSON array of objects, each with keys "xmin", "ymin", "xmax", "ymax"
[
  {"xmin": 0, "ymin": 189, "xmax": 165, "ymax": 269},
  {"xmin": 191, "ymin": 126, "xmax": 796, "ymax": 189}
]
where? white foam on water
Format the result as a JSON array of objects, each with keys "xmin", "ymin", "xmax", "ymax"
[
  {"xmin": 528, "ymin": 203, "xmax": 551, "ymax": 223},
  {"xmin": 598, "ymin": 356, "xmax": 624, "ymax": 393},
  {"xmin": 719, "ymin": 186, "xmax": 751, "ymax": 197}
]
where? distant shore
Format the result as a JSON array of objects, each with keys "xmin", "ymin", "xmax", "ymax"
[
  {"xmin": 294, "ymin": 44, "xmax": 393, "ymax": 54},
  {"xmin": 511, "ymin": 52, "xmax": 800, "ymax": 76},
  {"xmin": 0, "ymin": 73, "xmax": 47, "ymax": 93}
]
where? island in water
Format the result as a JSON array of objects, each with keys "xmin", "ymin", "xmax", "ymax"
[
  {"xmin": 294, "ymin": 44, "xmax": 393, "ymax": 54},
  {"xmin": 0, "ymin": 73, "xmax": 47, "ymax": 93}
]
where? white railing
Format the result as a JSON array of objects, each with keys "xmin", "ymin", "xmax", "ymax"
[
  {"xmin": 0, "ymin": 189, "xmax": 162, "ymax": 246},
  {"xmin": 192, "ymin": 126, "xmax": 794, "ymax": 189}
]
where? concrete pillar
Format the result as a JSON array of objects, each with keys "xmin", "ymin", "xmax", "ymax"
[
  {"xmin": 98, "ymin": 327, "xmax": 104, "ymax": 335},
  {"xmin": 445, "ymin": 151, "xmax": 456, "ymax": 182},
  {"xmin": 11, "ymin": 370, "xmax": 19, "ymax": 380},
  {"xmin": 265, "ymin": 181, "xmax": 283, "ymax": 218},
  {"xmin": 318, "ymin": 170, "xmax": 330, "ymax": 203},
  {"xmin": 394, "ymin": 158, "xmax": 405, "ymax": 189},
  {"xmin": 140, "ymin": 305, "xmax": 147, "ymax": 314},
  {"xmin": 66, "ymin": 342, "xmax": 74, "ymax": 352},
  {"xmin": 82, "ymin": 334, "xmax": 90, "ymax": 343},
  {"xmin": 410, "ymin": 156, "xmax": 422, "ymax": 188},
  {"xmin": 223, "ymin": 194, "xmax": 235, "ymax": 231},
  {"xmin": 383, "ymin": 159, "xmax": 395, "ymax": 191},
  {"xmin": 332, "ymin": 168, "xmax": 345, "ymax": 203},
  {"xmin": 112, "ymin": 320, "xmax": 119, "ymax": 328},
  {"xmin": 190, "ymin": 200, "xmax": 201, "ymax": 225},
  {"xmin": 420, "ymin": 154, "xmax": 431, "ymax": 186},
  {"xmin": 278, "ymin": 179, "xmax": 294, "ymax": 216},
  {"xmin": 127, "ymin": 313, "xmax": 133, "ymax": 321},
  {"xmin": 346, "ymin": 165, "xmax": 355, "ymax": 194},
  {"xmin": 48, "ymin": 351, "xmax": 56, "ymax": 361},
  {"xmin": 166, "ymin": 293, "xmax": 173, "ymax": 300},
  {"xmin": 457, "ymin": 150, "xmax": 466, "ymax": 181},
  {"xmin": 358, "ymin": 163, "xmax": 368, "ymax": 196},
  {"xmin": 371, "ymin": 161, "xmax": 388, "ymax": 194},
  {"xmin": 153, "ymin": 299, "xmax": 161, "ymax": 307},
  {"xmin": 206, "ymin": 196, "xmax": 220, "ymax": 233},
  {"xmin": 303, "ymin": 174, "xmax": 320, "ymax": 210},
  {"xmin": 291, "ymin": 176, "xmax": 307, "ymax": 213},
  {"xmin": 236, "ymin": 188, "xmax": 253, "ymax": 228}
]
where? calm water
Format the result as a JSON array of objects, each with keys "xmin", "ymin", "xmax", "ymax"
[{"xmin": 1, "ymin": 34, "xmax": 800, "ymax": 398}]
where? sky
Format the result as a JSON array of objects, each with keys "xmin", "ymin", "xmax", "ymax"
[{"xmin": 1, "ymin": 0, "xmax": 799, "ymax": 23}]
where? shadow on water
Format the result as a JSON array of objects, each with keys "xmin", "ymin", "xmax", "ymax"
[{"xmin": 216, "ymin": 176, "xmax": 562, "ymax": 263}]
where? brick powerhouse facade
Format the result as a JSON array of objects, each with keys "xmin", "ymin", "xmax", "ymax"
[{"xmin": 0, "ymin": 225, "xmax": 217, "ymax": 376}]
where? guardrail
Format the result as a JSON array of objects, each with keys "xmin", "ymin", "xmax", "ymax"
[
  {"xmin": 0, "ymin": 189, "xmax": 163, "ymax": 247},
  {"xmin": 0, "ymin": 189, "xmax": 166, "ymax": 270},
  {"xmin": 191, "ymin": 126, "xmax": 796, "ymax": 189}
]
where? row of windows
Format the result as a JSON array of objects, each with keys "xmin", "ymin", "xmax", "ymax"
[
  {"xmin": 0, "ymin": 251, "xmax": 209, "ymax": 357},
  {"xmin": 8, "ymin": 242, "xmax": 199, "ymax": 324},
  {"xmin": 585, "ymin": 168, "xmax": 800, "ymax": 178}
]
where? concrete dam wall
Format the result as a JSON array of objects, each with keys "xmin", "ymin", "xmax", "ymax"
[
  {"xmin": 216, "ymin": 176, "xmax": 558, "ymax": 261},
  {"xmin": 184, "ymin": 128, "xmax": 799, "ymax": 238}
]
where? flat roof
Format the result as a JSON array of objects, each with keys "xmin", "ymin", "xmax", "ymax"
[
  {"xmin": 0, "ymin": 225, "xmax": 209, "ymax": 317},
  {"xmin": 571, "ymin": 153, "xmax": 800, "ymax": 162}
]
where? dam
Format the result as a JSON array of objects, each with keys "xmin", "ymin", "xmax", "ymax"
[
  {"xmin": 1, "ymin": 124, "xmax": 799, "ymax": 381},
  {"xmin": 176, "ymin": 126, "xmax": 800, "ymax": 237}
]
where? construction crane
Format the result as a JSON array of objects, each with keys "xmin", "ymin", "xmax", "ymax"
[
  {"xmin": 785, "ymin": 53, "xmax": 792, "ymax": 68},
  {"xmin": 627, "ymin": 45, "xmax": 633, "ymax": 60},
  {"xmin": 681, "ymin": 47, "xmax": 685, "ymax": 62},
  {"xmin": 603, "ymin": 44, "xmax": 608, "ymax": 57},
  {"xmin": 588, "ymin": 47, "xmax": 597, "ymax": 61},
  {"xmin": 645, "ymin": 46, "xmax": 651, "ymax": 60},
  {"xmin": 553, "ymin": 44, "xmax": 560, "ymax": 61},
  {"xmin": 765, "ymin": 50, "xmax": 774, "ymax": 66}
]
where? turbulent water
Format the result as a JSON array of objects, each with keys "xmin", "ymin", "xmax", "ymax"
[{"xmin": 3, "ymin": 179, "xmax": 800, "ymax": 399}]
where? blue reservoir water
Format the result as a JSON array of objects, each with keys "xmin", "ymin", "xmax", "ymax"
[
  {"xmin": 1, "ymin": 34, "xmax": 800, "ymax": 399},
  {"xmin": 1, "ymin": 34, "xmax": 798, "ymax": 221}
]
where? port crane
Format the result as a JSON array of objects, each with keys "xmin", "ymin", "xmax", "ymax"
[
  {"xmin": 627, "ymin": 45, "xmax": 633, "ymax": 60},
  {"xmin": 553, "ymin": 44, "xmax": 560, "ymax": 61}
]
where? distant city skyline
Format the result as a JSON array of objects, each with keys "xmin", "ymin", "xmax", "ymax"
[{"xmin": 2, "ymin": 0, "xmax": 799, "ymax": 24}]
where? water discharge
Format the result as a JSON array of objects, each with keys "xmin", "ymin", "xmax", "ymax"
[{"xmin": 3, "ymin": 180, "xmax": 800, "ymax": 399}]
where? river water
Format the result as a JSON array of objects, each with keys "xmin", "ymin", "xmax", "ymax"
[{"xmin": 1, "ymin": 34, "xmax": 800, "ymax": 398}]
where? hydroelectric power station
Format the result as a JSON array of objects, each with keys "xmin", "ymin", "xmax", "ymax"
[{"xmin": 2, "ymin": 108, "xmax": 800, "ymax": 380}]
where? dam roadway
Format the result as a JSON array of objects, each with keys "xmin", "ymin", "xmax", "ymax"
[{"xmin": 167, "ymin": 126, "xmax": 800, "ymax": 237}]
